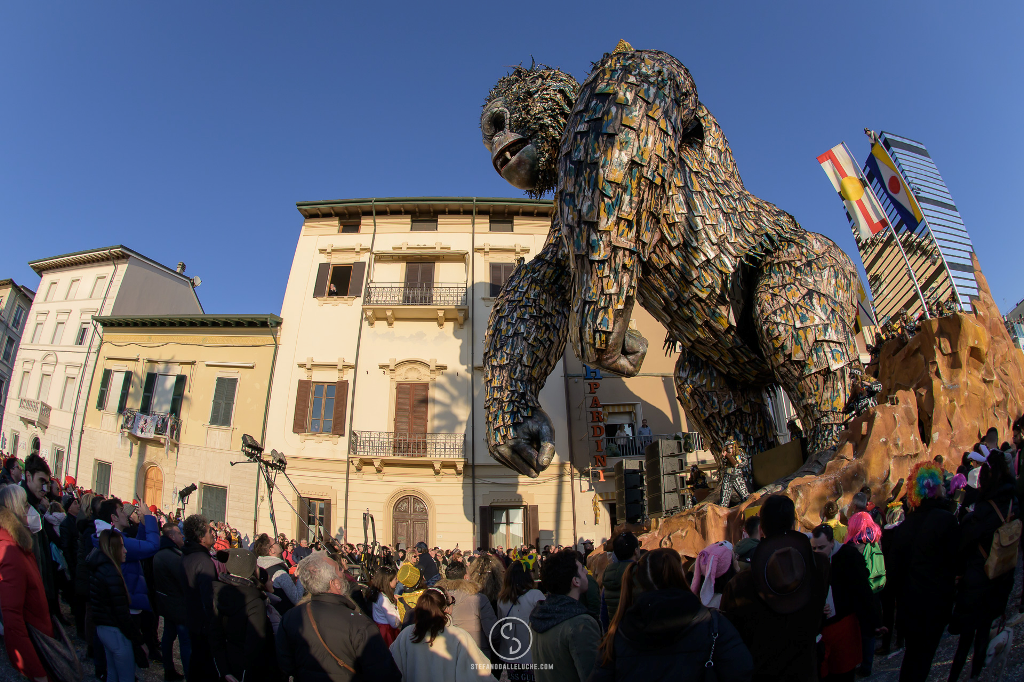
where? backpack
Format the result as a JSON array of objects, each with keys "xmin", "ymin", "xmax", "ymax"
[
  {"xmin": 979, "ymin": 500, "xmax": 1021, "ymax": 580},
  {"xmin": 862, "ymin": 541, "xmax": 886, "ymax": 593}
]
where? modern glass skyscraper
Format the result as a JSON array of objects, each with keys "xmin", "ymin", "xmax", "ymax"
[{"xmin": 854, "ymin": 132, "xmax": 979, "ymax": 323}]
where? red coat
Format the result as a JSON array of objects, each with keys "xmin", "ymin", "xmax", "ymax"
[{"xmin": 0, "ymin": 509, "xmax": 53, "ymax": 679}]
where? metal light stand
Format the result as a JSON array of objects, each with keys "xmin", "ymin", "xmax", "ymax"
[{"xmin": 234, "ymin": 434, "xmax": 320, "ymax": 544}]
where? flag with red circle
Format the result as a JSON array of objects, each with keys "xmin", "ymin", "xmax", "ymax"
[{"xmin": 864, "ymin": 142, "xmax": 924, "ymax": 231}]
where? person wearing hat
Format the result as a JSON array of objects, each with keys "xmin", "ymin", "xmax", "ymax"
[
  {"xmin": 720, "ymin": 494, "xmax": 829, "ymax": 682},
  {"xmin": 396, "ymin": 562, "xmax": 427, "ymax": 623},
  {"xmin": 210, "ymin": 548, "xmax": 275, "ymax": 682}
]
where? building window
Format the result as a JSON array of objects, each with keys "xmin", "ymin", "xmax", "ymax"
[
  {"xmin": 44, "ymin": 281, "xmax": 57, "ymax": 302},
  {"xmin": 75, "ymin": 324, "xmax": 89, "ymax": 346},
  {"xmin": 491, "ymin": 507, "xmax": 525, "ymax": 548},
  {"xmin": 97, "ymin": 369, "xmax": 132, "ymax": 413},
  {"xmin": 12, "ymin": 306, "xmax": 24, "ymax": 330},
  {"xmin": 411, "ymin": 218, "xmax": 437, "ymax": 231},
  {"xmin": 36, "ymin": 374, "xmax": 51, "ymax": 403},
  {"xmin": 302, "ymin": 497, "xmax": 330, "ymax": 542},
  {"xmin": 31, "ymin": 322, "xmax": 44, "ymax": 344},
  {"xmin": 308, "ymin": 383, "xmax": 335, "ymax": 433},
  {"xmin": 328, "ymin": 265, "xmax": 352, "ymax": 297},
  {"xmin": 60, "ymin": 376, "xmax": 76, "ymax": 411},
  {"xmin": 52, "ymin": 447, "xmax": 65, "ymax": 482},
  {"xmin": 340, "ymin": 222, "xmax": 360, "ymax": 233},
  {"xmin": 94, "ymin": 461, "xmax": 112, "ymax": 497},
  {"xmin": 489, "ymin": 219, "xmax": 513, "ymax": 232},
  {"xmin": 0, "ymin": 378, "xmax": 5, "ymax": 404},
  {"xmin": 489, "ymin": 262, "xmax": 516, "ymax": 297},
  {"xmin": 200, "ymin": 484, "xmax": 227, "ymax": 523},
  {"xmin": 66, "ymin": 279, "xmax": 80, "ymax": 300},
  {"xmin": 19, "ymin": 371, "xmax": 31, "ymax": 398},
  {"xmin": 50, "ymin": 321, "xmax": 65, "ymax": 345},
  {"xmin": 209, "ymin": 377, "xmax": 238, "ymax": 427},
  {"xmin": 10, "ymin": 433, "xmax": 19, "ymax": 457},
  {"xmin": 90, "ymin": 276, "xmax": 107, "ymax": 299},
  {"xmin": 140, "ymin": 372, "xmax": 186, "ymax": 417},
  {"xmin": 2, "ymin": 337, "xmax": 14, "ymax": 362},
  {"xmin": 403, "ymin": 262, "xmax": 435, "ymax": 304}
]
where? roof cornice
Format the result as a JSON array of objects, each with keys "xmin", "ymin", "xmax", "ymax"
[{"xmin": 93, "ymin": 314, "xmax": 281, "ymax": 329}]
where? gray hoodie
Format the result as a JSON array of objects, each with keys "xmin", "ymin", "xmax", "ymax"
[
  {"xmin": 256, "ymin": 555, "xmax": 304, "ymax": 605},
  {"xmin": 529, "ymin": 594, "xmax": 601, "ymax": 682}
]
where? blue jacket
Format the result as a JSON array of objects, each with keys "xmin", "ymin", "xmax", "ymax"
[{"xmin": 93, "ymin": 515, "xmax": 160, "ymax": 611}]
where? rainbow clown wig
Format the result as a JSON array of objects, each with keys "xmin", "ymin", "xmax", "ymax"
[{"xmin": 907, "ymin": 462, "xmax": 945, "ymax": 508}]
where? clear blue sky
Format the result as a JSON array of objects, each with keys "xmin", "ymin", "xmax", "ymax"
[{"xmin": 2, "ymin": 2, "xmax": 1021, "ymax": 314}]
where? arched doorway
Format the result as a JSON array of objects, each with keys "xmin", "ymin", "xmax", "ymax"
[
  {"xmin": 30, "ymin": 437, "xmax": 40, "ymax": 458},
  {"xmin": 392, "ymin": 495, "xmax": 428, "ymax": 549},
  {"xmin": 143, "ymin": 467, "xmax": 163, "ymax": 510}
]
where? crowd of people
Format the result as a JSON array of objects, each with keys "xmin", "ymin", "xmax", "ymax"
[{"xmin": 0, "ymin": 417, "xmax": 1021, "ymax": 682}]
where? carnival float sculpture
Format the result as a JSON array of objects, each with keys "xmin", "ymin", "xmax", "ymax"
[{"xmin": 481, "ymin": 42, "xmax": 861, "ymax": 481}]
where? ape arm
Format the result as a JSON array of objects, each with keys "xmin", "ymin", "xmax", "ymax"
[{"xmin": 482, "ymin": 232, "xmax": 572, "ymax": 477}]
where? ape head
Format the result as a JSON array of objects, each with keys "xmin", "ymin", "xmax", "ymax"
[{"xmin": 481, "ymin": 65, "xmax": 579, "ymax": 198}]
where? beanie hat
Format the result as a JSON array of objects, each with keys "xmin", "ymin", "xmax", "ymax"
[{"xmin": 397, "ymin": 563, "xmax": 421, "ymax": 588}]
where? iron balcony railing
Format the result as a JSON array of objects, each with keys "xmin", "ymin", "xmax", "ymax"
[
  {"xmin": 364, "ymin": 283, "xmax": 467, "ymax": 306},
  {"xmin": 351, "ymin": 431, "xmax": 465, "ymax": 458},
  {"xmin": 121, "ymin": 408, "xmax": 182, "ymax": 442},
  {"xmin": 604, "ymin": 432, "xmax": 706, "ymax": 459},
  {"xmin": 17, "ymin": 398, "xmax": 51, "ymax": 429}
]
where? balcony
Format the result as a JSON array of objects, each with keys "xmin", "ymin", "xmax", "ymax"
[
  {"xmin": 363, "ymin": 283, "xmax": 468, "ymax": 329},
  {"xmin": 17, "ymin": 398, "xmax": 51, "ymax": 429},
  {"xmin": 350, "ymin": 430, "xmax": 465, "ymax": 475},
  {"xmin": 121, "ymin": 409, "xmax": 182, "ymax": 445}
]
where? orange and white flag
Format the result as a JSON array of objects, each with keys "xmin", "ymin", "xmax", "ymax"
[{"xmin": 817, "ymin": 142, "xmax": 889, "ymax": 241}]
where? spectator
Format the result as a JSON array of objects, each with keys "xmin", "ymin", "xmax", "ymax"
[
  {"xmin": 887, "ymin": 462, "xmax": 959, "ymax": 682},
  {"xmin": 182, "ymin": 514, "xmax": 219, "ymax": 681},
  {"xmin": 210, "ymin": 548, "xmax": 275, "ymax": 682},
  {"xmin": 530, "ymin": 549, "xmax": 601, "ymax": 682},
  {"xmin": 0, "ymin": 483, "xmax": 55, "ymax": 681},
  {"xmin": 368, "ymin": 564, "xmax": 403, "ymax": 645},
  {"xmin": 213, "ymin": 530, "xmax": 230, "ymax": 552},
  {"xmin": 592, "ymin": 547, "xmax": 752, "ymax": 682},
  {"xmin": 637, "ymin": 418, "xmax": 653, "ymax": 449},
  {"xmin": 948, "ymin": 451, "xmax": 1019, "ymax": 681},
  {"xmin": 845, "ymin": 511, "xmax": 884, "ymax": 677},
  {"xmin": 291, "ymin": 537, "xmax": 312, "ymax": 564},
  {"xmin": 466, "ymin": 551, "xmax": 505, "ymax": 614},
  {"xmin": 436, "ymin": 558, "xmax": 498, "ymax": 654},
  {"xmin": 254, "ymin": 534, "xmax": 304, "ymax": 613},
  {"xmin": 496, "ymin": 560, "xmax": 546, "ymax": 673},
  {"xmin": 689, "ymin": 541, "xmax": 736, "ymax": 608},
  {"xmin": 276, "ymin": 552, "xmax": 401, "ymax": 682},
  {"xmin": 601, "ymin": 531, "xmax": 639, "ymax": 628},
  {"xmin": 93, "ymin": 498, "xmax": 161, "ymax": 613},
  {"xmin": 810, "ymin": 524, "xmax": 874, "ymax": 682},
  {"xmin": 154, "ymin": 521, "xmax": 190, "ymax": 681},
  {"xmin": 720, "ymin": 494, "xmax": 828, "ymax": 682},
  {"xmin": 415, "ymin": 541, "xmax": 441, "ymax": 587},
  {"xmin": 735, "ymin": 515, "xmax": 761, "ymax": 563},
  {"xmin": 821, "ymin": 500, "xmax": 848, "ymax": 543},
  {"xmin": 0, "ymin": 457, "xmax": 22, "ymax": 485},
  {"xmin": 90, "ymin": 529, "xmax": 146, "ymax": 682},
  {"xmin": 20, "ymin": 454, "xmax": 57, "ymax": 615},
  {"xmin": 389, "ymin": 585, "xmax": 491, "ymax": 681}
]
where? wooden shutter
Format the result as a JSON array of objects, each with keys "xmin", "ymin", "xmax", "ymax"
[
  {"xmin": 331, "ymin": 380, "xmax": 348, "ymax": 436},
  {"xmin": 490, "ymin": 263, "xmax": 503, "ymax": 297},
  {"xmin": 96, "ymin": 369, "xmax": 111, "ymax": 409},
  {"xmin": 116, "ymin": 372, "xmax": 132, "ymax": 413},
  {"xmin": 324, "ymin": 499, "xmax": 333, "ymax": 542},
  {"xmin": 210, "ymin": 377, "xmax": 238, "ymax": 427},
  {"xmin": 479, "ymin": 506, "xmax": 490, "ymax": 551},
  {"xmin": 313, "ymin": 263, "xmax": 330, "ymax": 298},
  {"xmin": 292, "ymin": 380, "xmax": 311, "ymax": 433},
  {"xmin": 139, "ymin": 372, "xmax": 157, "ymax": 413},
  {"xmin": 347, "ymin": 262, "xmax": 366, "ymax": 297},
  {"xmin": 169, "ymin": 375, "xmax": 187, "ymax": 418},
  {"xmin": 297, "ymin": 497, "xmax": 309, "ymax": 540},
  {"xmin": 527, "ymin": 505, "xmax": 539, "ymax": 549}
]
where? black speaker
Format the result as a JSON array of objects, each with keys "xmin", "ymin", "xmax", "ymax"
[
  {"xmin": 614, "ymin": 459, "xmax": 645, "ymax": 525},
  {"xmin": 644, "ymin": 440, "xmax": 688, "ymax": 518}
]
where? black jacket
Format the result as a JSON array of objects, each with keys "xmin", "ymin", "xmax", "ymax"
[
  {"xmin": 22, "ymin": 483, "xmax": 56, "ymax": 609},
  {"xmin": 275, "ymin": 592, "xmax": 401, "ymax": 682},
  {"xmin": 182, "ymin": 541, "xmax": 218, "ymax": 634},
  {"xmin": 153, "ymin": 537, "xmax": 188, "ymax": 625},
  {"xmin": 952, "ymin": 483, "xmax": 1019, "ymax": 628},
  {"xmin": 75, "ymin": 515, "xmax": 96, "ymax": 598},
  {"xmin": 59, "ymin": 512, "xmax": 78, "ymax": 578},
  {"xmin": 828, "ymin": 543, "xmax": 877, "ymax": 631},
  {"xmin": 591, "ymin": 588, "xmax": 752, "ymax": 682},
  {"xmin": 210, "ymin": 573, "xmax": 273, "ymax": 682},
  {"xmin": 87, "ymin": 547, "xmax": 143, "ymax": 645},
  {"xmin": 888, "ymin": 498, "xmax": 960, "ymax": 624}
]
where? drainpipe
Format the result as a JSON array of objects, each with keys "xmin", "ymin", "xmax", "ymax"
[
  {"xmin": 343, "ymin": 199, "xmax": 377, "ymax": 543},
  {"xmin": 470, "ymin": 198, "xmax": 477, "ymax": 546},
  {"xmin": 564, "ymin": 355, "xmax": 577, "ymax": 547},
  {"xmin": 72, "ymin": 250, "xmax": 119, "ymax": 481},
  {"xmin": 255, "ymin": 318, "xmax": 280, "ymax": 536}
]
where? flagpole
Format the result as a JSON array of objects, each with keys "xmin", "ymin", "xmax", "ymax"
[{"xmin": 861, "ymin": 131, "xmax": 931, "ymax": 320}]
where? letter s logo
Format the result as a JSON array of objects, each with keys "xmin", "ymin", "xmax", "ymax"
[{"xmin": 489, "ymin": 616, "xmax": 532, "ymax": 662}]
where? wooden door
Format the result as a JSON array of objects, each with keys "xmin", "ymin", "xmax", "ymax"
[
  {"xmin": 394, "ymin": 382, "xmax": 429, "ymax": 454},
  {"xmin": 143, "ymin": 467, "xmax": 163, "ymax": 510},
  {"xmin": 404, "ymin": 262, "xmax": 434, "ymax": 304},
  {"xmin": 392, "ymin": 495, "xmax": 428, "ymax": 549}
]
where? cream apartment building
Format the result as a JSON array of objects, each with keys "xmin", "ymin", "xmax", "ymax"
[
  {"xmin": 75, "ymin": 314, "xmax": 279, "ymax": 535},
  {"xmin": 0, "ymin": 279, "xmax": 35, "ymax": 436},
  {"xmin": 259, "ymin": 197, "xmax": 597, "ymax": 550},
  {"xmin": 2, "ymin": 246, "xmax": 202, "ymax": 481}
]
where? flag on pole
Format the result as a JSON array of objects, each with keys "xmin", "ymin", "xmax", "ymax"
[
  {"xmin": 864, "ymin": 142, "xmax": 924, "ymax": 231},
  {"xmin": 817, "ymin": 142, "xmax": 889, "ymax": 241}
]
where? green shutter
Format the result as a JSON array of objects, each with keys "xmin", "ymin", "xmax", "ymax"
[
  {"xmin": 169, "ymin": 375, "xmax": 187, "ymax": 418},
  {"xmin": 140, "ymin": 373, "xmax": 157, "ymax": 413},
  {"xmin": 96, "ymin": 369, "xmax": 111, "ymax": 410},
  {"xmin": 116, "ymin": 372, "xmax": 132, "ymax": 413},
  {"xmin": 209, "ymin": 377, "xmax": 238, "ymax": 427}
]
